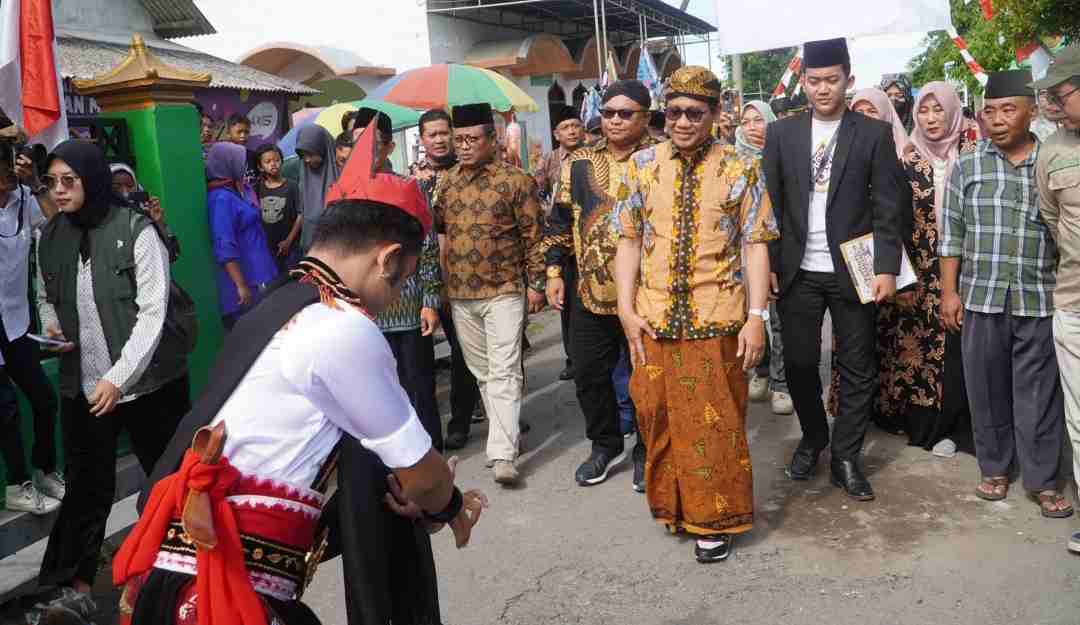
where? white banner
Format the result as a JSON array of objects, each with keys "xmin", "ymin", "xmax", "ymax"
[{"xmin": 713, "ymin": 0, "xmax": 953, "ymax": 55}]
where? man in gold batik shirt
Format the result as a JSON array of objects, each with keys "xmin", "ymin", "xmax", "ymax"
[{"xmin": 613, "ymin": 66, "xmax": 777, "ymax": 564}]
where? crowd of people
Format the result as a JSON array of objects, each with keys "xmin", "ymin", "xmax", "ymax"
[{"xmin": 0, "ymin": 33, "xmax": 1079, "ymax": 625}]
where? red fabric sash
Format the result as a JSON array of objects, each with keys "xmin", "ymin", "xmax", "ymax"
[{"xmin": 112, "ymin": 450, "xmax": 267, "ymax": 625}]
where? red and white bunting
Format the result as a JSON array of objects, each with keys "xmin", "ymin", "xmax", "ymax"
[
  {"xmin": 946, "ymin": 27, "xmax": 989, "ymax": 87},
  {"xmin": 770, "ymin": 47, "xmax": 803, "ymax": 100}
]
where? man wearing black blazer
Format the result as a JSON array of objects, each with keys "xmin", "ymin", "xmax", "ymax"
[{"xmin": 762, "ymin": 38, "xmax": 902, "ymax": 501}]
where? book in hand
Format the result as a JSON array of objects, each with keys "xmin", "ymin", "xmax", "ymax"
[{"xmin": 839, "ymin": 233, "xmax": 917, "ymax": 305}]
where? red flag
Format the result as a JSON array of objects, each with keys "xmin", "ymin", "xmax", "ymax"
[
  {"xmin": 979, "ymin": 0, "xmax": 994, "ymax": 20},
  {"xmin": 18, "ymin": 0, "xmax": 61, "ymax": 138}
]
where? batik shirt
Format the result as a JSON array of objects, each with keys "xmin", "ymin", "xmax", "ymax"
[
  {"xmin": 543, "ymin": 136, "xmax": 655, "ymax": 315},
  {"xmin": 614, "ymin": 139, "xmax": 778, "ymax": 339},
  {"xmin": 940, "ymin": 137, "xmax": 1057, "ymax": 317},
  {"xmin": 432, "ymin": 159, "xmax": 545, "ymax": 300}
]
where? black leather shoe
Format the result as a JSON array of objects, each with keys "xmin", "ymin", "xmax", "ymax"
[
  {"xmin": 694, "ymin": 534, "xmax": 733, "ymax": 563},
  {"xmin": 830, "ymin": 458, "xmax": 875, "ymax": 501},
  {"xmin": 786, "ymin": 443, "xmax": 823, "ymax": 480},
  {"xmin": 559, "ymin": 367, "xmax": 575, "ymax": 381},
  {"xmin": 444, "ymin": 431, "xmax": 468, "ymax": 450}
]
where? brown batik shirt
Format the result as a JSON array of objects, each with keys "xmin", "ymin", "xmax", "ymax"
[
  {"xmin": 543, "ymin": 136, "xmax": 656, "ymax": 315},
  {"xmin": 433, "ymin": 159, "xmax": 545, "ymax": 300}
]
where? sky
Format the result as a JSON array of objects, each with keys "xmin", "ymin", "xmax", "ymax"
[{"xmin": 186, "ymin": 0, "xmax": 930, "ymax": 90}]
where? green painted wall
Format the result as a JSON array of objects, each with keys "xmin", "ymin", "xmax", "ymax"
[{"xmin": 104, "ymin": 102, "xmax": 224, "ymax": 395}]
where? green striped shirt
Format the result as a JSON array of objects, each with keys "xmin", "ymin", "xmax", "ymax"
[{"xmin": 940, "ymin": 137, "xmax": 1057, "ymax": 317}]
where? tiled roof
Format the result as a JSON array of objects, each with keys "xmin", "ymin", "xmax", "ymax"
[
  {"xmin": 58, "ymin": 37, "xmax": 318, "ymax": 95},
  {"xmin": 139, "ymin": 0, "xmax": 216, "ymax": 39}
]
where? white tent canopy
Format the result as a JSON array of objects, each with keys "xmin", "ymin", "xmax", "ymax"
[{"xmin": 713, "ymin": 0, "xmax": 953, "ymax": 55}]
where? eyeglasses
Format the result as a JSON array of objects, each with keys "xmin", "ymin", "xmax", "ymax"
[
  {"xmin": 1048, "ymin": 86, "xmax": 1080, "ymax": 108},
  {"xmin": 41, "ymin": 174, "xmax": 81, "ymax": 190},
  {"xmin": 452, "ymin": 134, "xmax": 486, "ymax": 147},
  {"xmin": 664, "ymin": 107, "xmax": 709, "ymax": 123},
  {"xmin": 599, "ymin": 109, "xmax": 645, "ymax": 121}
]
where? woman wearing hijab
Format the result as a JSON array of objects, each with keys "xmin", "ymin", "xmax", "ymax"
[
  {"xmin": 295, "ymin": 125, "xmax": 341, "ymax": 252},
  {"xmin": 876, "ymin": 82, "xmax": 977, "ymax": 456},
  {"xmin": 850, "ymin": 89, "xmax": 910, "ymax": 159},
  {"xmin": 32, "ymin": 141, "xmax": 191, "ymax": 621},
  {"xmin": 880, "ymin": 73, "xmax": 915, "ymax": 132},
  {"xmin": 111, "ymin": 163, "xmax": 181, "ymax": 261},
  {"xmin": 735, "ymin": 101, "xmax": 794, "ymax": 416},
  {"xmin": 206, "ymin": 142, "xmax": 279, "ymax": 330}
]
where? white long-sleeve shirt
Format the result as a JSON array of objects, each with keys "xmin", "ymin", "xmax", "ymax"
[
  {"xmin": 211, "ymin": 299, "xmax": 432, "ymax": 485},
  {"xmin": 38, "ymin": 227, "xmax": 170, "ymax": 401}
]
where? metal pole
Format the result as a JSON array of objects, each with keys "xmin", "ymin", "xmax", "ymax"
[
  {"xmin": 706, "ymin": 34, "xmax": 712, "ymax": 72},
  {"xmin": 600, "ymin": 0, "xmax": 609, "ymax": 78},
  {"xmin": 592, "ymin": 0, "xmax": 603, "ymax": 82},
  {"xmin": 732, "ymin": 54, "xmax": 744, "ymax": 102}
]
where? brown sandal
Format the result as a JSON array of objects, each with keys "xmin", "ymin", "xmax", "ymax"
[
  {"xmin": 974, "ymin": 476, "xmax": 1009, "ymax": 501},
  {"xmin": 1033, "ymin": 491, "xmax": 1074, "ymax": 519}
]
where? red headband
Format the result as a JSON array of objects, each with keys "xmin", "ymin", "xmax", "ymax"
[{"xmin": 325, "ymin": 119, "xmax": 432, "ymax": 236}]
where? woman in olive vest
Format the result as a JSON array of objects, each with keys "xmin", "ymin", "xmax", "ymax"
[{"xmin": 32, "ymin": 140, "xmax": 190, "ymax": 618}]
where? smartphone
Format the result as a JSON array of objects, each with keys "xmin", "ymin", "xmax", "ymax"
[
  {"xmin": 128, "ymin": 191, "xmax": 150, "ymax": 206},
  {"xmin": 26, "ymin": 333, "xmax": 75, "ymax": 350}
]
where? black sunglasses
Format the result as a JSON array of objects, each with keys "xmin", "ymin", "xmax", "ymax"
[
  {"xmin": 600, "ymin": 108, "xmax": 645, "ymax": 121},
  {"xmin": 41, "ymin": 174, "xmax": 81, "ymax": 190},
  {"xmin": 664, "ymin": 107, "xmax": 709, "ymax": 123}
]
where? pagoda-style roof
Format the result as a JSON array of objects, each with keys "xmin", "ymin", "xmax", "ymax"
[{"xmin": 73, "ymin": 34, "xmax": 210, "ymax": 96}]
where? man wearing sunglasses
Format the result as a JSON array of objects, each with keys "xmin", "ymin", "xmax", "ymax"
[
  {"xmin": 432, "ymin": 103, "xmax": 546, "ymax": 486},
  {"xmin": 544, "ymin": 80, "xmax": 656, "ymax": 490},
  {"xmin": 1032, "ymin": 45, "xmax": 1080, "ymax": 552},
  {"xmin": 762, "ymin": 38, "xmax": 902, "ymax": 502},
  {"xmin": 612, "ymin": 67, "xmax": 777, "ymax": 563}
]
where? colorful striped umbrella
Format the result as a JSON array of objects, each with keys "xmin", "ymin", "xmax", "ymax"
[{"xmin": 367, "ymin": 63, "xmax": 538, "ymax": 113}]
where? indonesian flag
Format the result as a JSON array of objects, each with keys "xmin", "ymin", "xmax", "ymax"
[
  {"xmin": 0, "ymin": 0, "xmax": 68, "ymax": 149},
  {"xmin": 979, "ymin": 0, "xmax": 994, "ymax": 21}
]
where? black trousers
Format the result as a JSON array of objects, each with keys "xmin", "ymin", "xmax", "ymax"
[
  {"xmin": 571, "ymin": 298, "xmax": 626, "ymax": 455},
  {"xmin": 0, "ymin": 326, "xmax": 59, "ymax": 485},
  {"xmin": 779, "ymin": 271, "xmax": 877, "ymax": 460},
  {"xmin": 39, "ymin": 375, "xmax": 190, "ymax": 587},
  {"xmin": 439, "ymin": 307, "xmax": 481, "ymax": 438},
  {"xmin": 962, "ymin": 306, "xmax": 1063, "ymax": 491},
  {"xmin": 561, "ymin": 260, "xmax": 577, "ymax": 369},
  {"xmin": 385, "ymin": 328, "xmax": 443, "ymax": 452}
]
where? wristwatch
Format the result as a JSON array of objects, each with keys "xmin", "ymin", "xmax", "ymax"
[
  {"xmin": 546, "ymin": 265, "xmax": 563, "ymax": 279},
  {"xmin": 748, "ymin": 308, "xmax": 770, "ymax": 322}
]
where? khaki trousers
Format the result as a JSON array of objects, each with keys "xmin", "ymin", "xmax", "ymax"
[
  {"xmin": 1054, "ymin": 310, "xmax": 1080, "ymax": 491},
  {"xmin": 451, "ymin": 293, "xmax": 526, "ymax": 462}
]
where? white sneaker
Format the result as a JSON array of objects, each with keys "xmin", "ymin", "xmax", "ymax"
[
  {"xmin": 748, "ymin": 375, "xmax": 770, "ymax": 402},
  {"xmin": 36, "ymin": 471, "xmax": 66, "ymax": 501},
  {"xmin": 771, "ymin": 392, "xmax": 794, "ymax": 415},
  {"xmin": 931, "ymin": 438, "xmax": 957, "ymax": 458},
  {"xmin": 5, "ymin": 481, "xmax": 60, "ymax": 515}
]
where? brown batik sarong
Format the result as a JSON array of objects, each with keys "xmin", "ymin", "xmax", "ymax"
[{"xmin": 629, "ymin": 334, "xmax": 753, "ymax": 536}]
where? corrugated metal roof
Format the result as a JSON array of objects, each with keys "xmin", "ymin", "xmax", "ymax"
[
  {"xmin": 139, "ymin": 0, "xmax": 216, "ymax": 39},
  {"xmin": 58, "ymin": 37, "xmax": 318, "ymax": 95}
]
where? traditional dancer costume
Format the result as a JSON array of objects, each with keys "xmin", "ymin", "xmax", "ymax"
[{"xmin": 113, "ymin": 122, "xmax": 441, "ymax": 625}]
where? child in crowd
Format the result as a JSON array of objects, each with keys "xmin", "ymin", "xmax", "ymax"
[
  {"xmin": 254, "ymin": 144, "xmax": 301, "ymax": 273},
  {"xmin": 335, "ymin": 131, "xmax": 354, "ymax": 169}
]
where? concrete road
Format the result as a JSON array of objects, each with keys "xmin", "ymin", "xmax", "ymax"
[{"xmin": 300, "ymin": 310, "xmax": 1080, "ymax": 625}]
